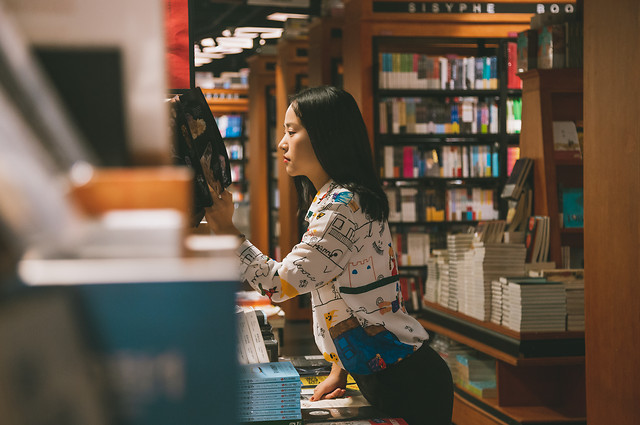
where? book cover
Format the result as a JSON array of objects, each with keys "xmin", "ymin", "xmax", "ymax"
[
  {"xmin": 169, "ymin": 87, "xmax": 232, "ymax": 226},
  {"xmin": 239, "ymin": 361, "xmax": 301, "ymax": 384},
  {"xmin": 237, "ymin": 307, "xmax": 260, "ymax": 364},
  {"xmin": 561, "ymin": 187, "xmax": 584, "ymax": 228},
  {"xmin": 501, "ymin": 157, "xmax": 533, "ymax": 201},
  {"xmin": 243, "ymin": 307, "xmax": 271, "ymax": 364},
  {"xmin": 552, "ymin": 121, "xmax": 582, "ymax": 161}
]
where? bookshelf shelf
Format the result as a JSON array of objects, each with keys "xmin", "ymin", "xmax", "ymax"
[
  {"xmin": 378, "ymin": 88, "xmax": 501, "ymax": 97},
  {"xmin": 379, "ymin": 135, "xmax": 501, "ymax": 144},
  {"xmin": 419, "ymin": 301, "xmax": 586, "ymax": 424},
  {"xmin": 454, "ymin": 387, "xmax": 586, "ymax": 425},
  {"xmin": 383, "ymin": 177, "xmax": 500, "ymax": 184}
]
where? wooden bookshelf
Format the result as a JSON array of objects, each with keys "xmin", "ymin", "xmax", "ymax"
[
  {"xmin": 247, "ymin": 53, "xmax": 276, "ymax": 253},
  {"xmin": 518, "ymin": 69, "xmax": 583, "ymax": 268},
  {"xmin": 419, "ymin": 301, "xmax": 586, "ymax": 425},
  {"xmin": 275, "ymin": 37, "xmax": 310, "ymax": 321},
  {"xmin": 201, "ymin": 87, "xmax": 249, "ymax": 115},
  {"xmin": 308, "ymin": 16, "xmax": 343, "ymax": 87}
]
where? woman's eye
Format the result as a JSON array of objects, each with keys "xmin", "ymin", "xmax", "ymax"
[{"xmin": 287, "ymin": 131, "xmax": 295, "ymax": 136}]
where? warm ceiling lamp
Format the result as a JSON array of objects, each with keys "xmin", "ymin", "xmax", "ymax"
[
  {"xmin": 215, "ymin": 36, "xmax": 253, "ymax": 49},
  {"xmin": 266, "ymin": 12, "xmax": 308, "ymax": 22}
]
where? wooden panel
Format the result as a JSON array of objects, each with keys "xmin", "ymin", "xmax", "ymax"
[
  {"xmin": 453, "ymin": 392, "xmax": 506, "ymax": 425},
  {"xmin": 496, "ymin": 362, "xmax": 584, "ymax": 415},
  {"xmin": 71, "ymin": 167, "xmax": 192, "ymax": 216},
  {"xmin": 584, "ymin": 0, "xmax": 640, "ymax": 424}
]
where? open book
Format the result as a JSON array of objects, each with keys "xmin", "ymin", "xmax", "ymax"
[{"xmin": 169, "ymin": 87, "xmax": 232, "ymax": 226}]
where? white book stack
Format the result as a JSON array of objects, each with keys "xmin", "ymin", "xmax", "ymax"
[
  {"xmin": 436, "ymin": 251, "xmax": 450, "ymax": 308},
  {"xmin": 425, "ymin": 256, "xmax": 439, "ymax": 303},
  {"xmin": 490, "ymin": 279, "xmax": 503, "ymax": 324},
  {"xmin": 501, "ymin": 278, "xmax": 567, "ymax": 332},
  {"xmin": 482, "ymin": 243, "xmax": 527, "ymax": 321},
  {"xmin": 446, "ymin": 233, "xmax": 475, "ymax": 312},
  {"xmin": 459, "ymin": 243, "xmax": 488, "ymax": 321}
]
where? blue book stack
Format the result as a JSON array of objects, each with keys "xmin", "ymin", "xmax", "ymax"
[{"xmin": 238, "ymin": 361, "xmax": 302, "ymax": 424}]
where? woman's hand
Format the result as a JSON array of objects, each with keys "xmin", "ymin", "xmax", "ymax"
[
  {"xmin": 310, "ymin": 363, "xmax": 348, "ymax": 401},
  {"xmin": 203, "ymin": 188, "xmax": 238, "ymax": 235}
]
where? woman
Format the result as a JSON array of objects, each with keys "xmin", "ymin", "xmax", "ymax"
[{"xmin": 205, "ymin": 86, "xmax": 453, "ymax": 425}]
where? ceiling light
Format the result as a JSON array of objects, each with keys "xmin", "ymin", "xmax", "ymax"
[
  {"xmin": 196, "ymin": 52, "xmax": 225, "ymax": 59},
  {"xmin": 216, "ymin": 36, "xmax": 253, "ymax": 49},
  {"xmin": 260, "ymin": 29, "xmax": 284, "ymax": 39},
  {"xmin": 200, "ymin": 37, "xmax": 215, "ymax": 47},
  {"xmin": 194, "ymin": 57, "xmax": 213, "ymax": 66},
  {"xmin": 267, "ymin": 12, "xmax": 309, "ymax": 22},
  {"xmin": 222, "ymin": 29, "xmax": 232, "ymax": 37},
  {"xmin": 202, "ymin": 45, "xmax": 243, "ymax": 55}
]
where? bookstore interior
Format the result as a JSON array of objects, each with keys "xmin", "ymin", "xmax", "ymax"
[{"xmin": 0, "ymin": 0, "xmax": 638, "ymax": 424}]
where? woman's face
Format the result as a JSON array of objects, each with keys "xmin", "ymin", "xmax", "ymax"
[{"xmin": 278, "ymin": 104, "xmax": 327, "ymax": 186}]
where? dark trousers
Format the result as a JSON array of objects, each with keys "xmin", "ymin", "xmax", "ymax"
[{"xmin": 351, "ymin": 342, "xmax": 453, "ymax": 425}]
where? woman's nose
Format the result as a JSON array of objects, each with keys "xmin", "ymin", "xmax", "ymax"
[{"xmin": 277, "ymin": 136, "xmax": 287, "ymax": 151}]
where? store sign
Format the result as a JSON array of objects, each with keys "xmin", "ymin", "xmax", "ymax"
[{"xmin": 373, "ymin": 2, "xmax": 576, "ymax": 14}]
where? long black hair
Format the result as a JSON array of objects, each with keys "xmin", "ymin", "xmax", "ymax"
[{"xmin": 289, "ymin": 86, "xmax": 389, "ymax": 222}]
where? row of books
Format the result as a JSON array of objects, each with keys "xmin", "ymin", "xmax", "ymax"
[
  {"xmin": 378, "ymin": 97, "xmax": 499, "ymax": 135},
  {"xmin": 230, "ymin": 164, "xmax": 243, "ymax": 183},
  {"xmin": 524, "ymin": 216, "xmax": 551, "ymax": 264},
  {"xmin": 399, "ymin": 274, "xmax": 425, "ymax": 313},
  {"xmin": 377, "ymin": 52, "xmax": 498, "ymax": 90},
  {"xmin": 446, "ymin": 188, "xmax": 499, "ymax": 222},
  {"xmin": 386, "ymin": 187, "xmax": 444, "ymax": 223},
  {"xmin": 215, "ymin": 114, "xmax": 243, "ymax": 139},
  {"xmin": 382, "ymin": 144, "xmax": 500, "ymax": 179},
  {"xmin": 225, "ymin": 140, "xmax": 244, "ymax": 160},
  {"xmin": 386, "ymin": 186, "xmax": 498, "ymax": 223},
  {"xmin": 393, "ymin": 231, "xmax": 431, "ymax": 267},
  {"xmin": 506, "ymin": 97, "xmax": 522, "ymax": 134}
]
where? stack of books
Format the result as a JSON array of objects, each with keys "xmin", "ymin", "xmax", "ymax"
[
  {"xmin": 238, "ymin": 361, "xmax": 302, "ymax": 424},
  {"xmin": 457, "ymin": 241, "xmax": 526, "ymax": 321},
  {"xmin": 501, "ymin": 277, "xmax": 567, "ymax": 332},
  {"xmin": 434, "ymin": 250, "xmax": 450, "ymax": 307},
  {"xmin": 455, "ymin": 353, "xmax": 497, "ymax": 399},
  {"xmin": 534, "ymin": 269, "xmax": 585, "ymax": 331},
  {"xmin": 445, "ymin": 233, "xmax": 475, "ymax": 311},
  {"xmin": 478, "ymin": 243, "xmax": 527, "ymax": 321},
  {"xmin": 564, "ymin": 279, "xmax": 585, "ymax": 331},
  {"xmin": 424, "ymin": 255, "xmax": 439, "ymax": 303}
]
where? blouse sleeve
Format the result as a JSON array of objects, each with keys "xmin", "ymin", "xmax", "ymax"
[{"xmin": 238, "ymin": 202, "xmax": 355, "ymax": 303}]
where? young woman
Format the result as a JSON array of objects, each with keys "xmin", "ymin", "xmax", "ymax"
[{"xmin": 205, "ymin": 86, "xmax": 453, "ymax": 425}]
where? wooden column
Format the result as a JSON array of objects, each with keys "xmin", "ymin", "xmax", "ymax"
[
  {"xmin": 247, "ymin": 54, "xmax": 276, "ymax": 252},
  {"xmin": 584, "ymin": 0, "xmax": 640, "ymax": 423}
]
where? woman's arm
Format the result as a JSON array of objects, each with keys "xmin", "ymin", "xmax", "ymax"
[{"xmin": 206, "ymin": 191, "xmax": 353, "ymax": 303}]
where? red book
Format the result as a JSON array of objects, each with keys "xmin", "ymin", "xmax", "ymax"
[
  {"xmin": 507, "ymin": 41, "xmax": 522, "ymax": 89},
  {"xmin": 403, "ymin": 146, "xmax": 415, "ymax": 178}
]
